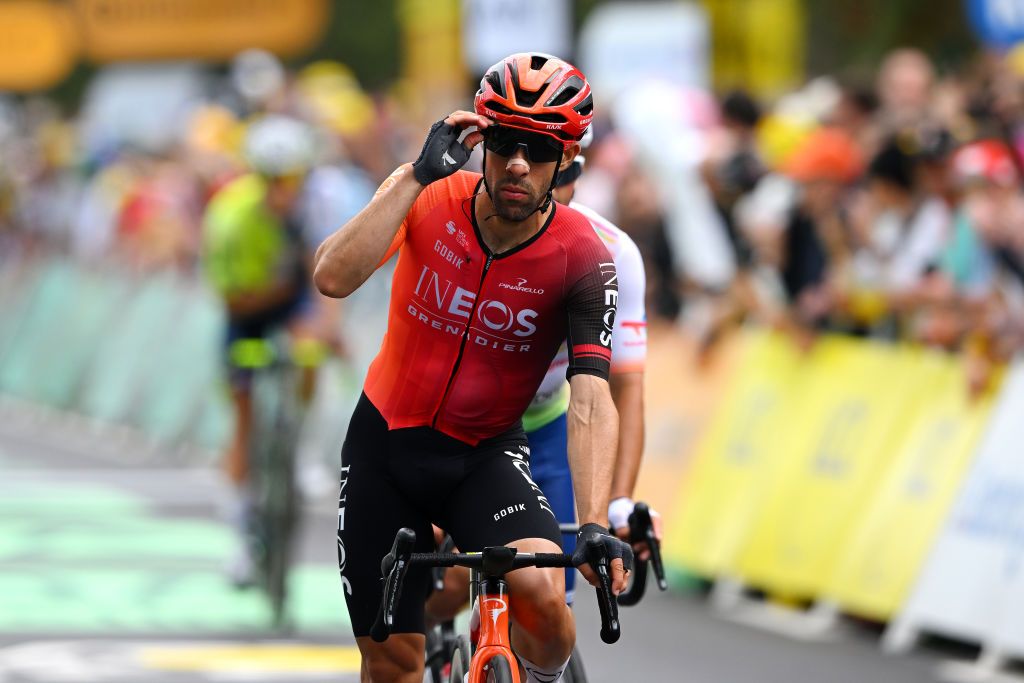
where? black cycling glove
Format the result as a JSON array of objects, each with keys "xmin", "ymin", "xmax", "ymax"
[
  {"xmin": 572, "ymin": 522, "xmax": 634, "ymax": 572},
  {"xmin": 412, "ymin": 120, "xmax": 474, "ymax": 186}
]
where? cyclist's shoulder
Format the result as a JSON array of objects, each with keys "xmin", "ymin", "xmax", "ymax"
[
  {"xmin": 549, "ymin": 202, "xmax": 613, "ymax": 263},
  {"xmin": 569, "ymin": 202, "xmax": 639, "ymax": 255},
  {"xmin": 570, "ymin": 201, "xmax": 644, "ymax": 274},
  {"xmin": 548, "ymin": 202, "xmax": 595, "ymax": 239},
  {"xmin": 415, "ymin": 170, "xmax": 480, "ymax": 206}
]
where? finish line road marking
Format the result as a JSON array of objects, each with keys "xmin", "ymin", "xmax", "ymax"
[
  {"xmin": 140, "ymin": 643, "xmax": 362, "ymax": 673},
  {"xmin": 0, "ymin": 641, "xmax": 361, "ymax": 682}
]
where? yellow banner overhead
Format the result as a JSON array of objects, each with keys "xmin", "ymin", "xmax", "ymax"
[
  {"xmin": 701, "ymin": 0, "xmax": 804, "ymax": 98},
  {"xmin": 824, "ymin": 354, "xmax": 994, "ymax": 621},
  {"xmin": 0, "ymin": 2, "xmax": 78, "ymax": 92},
  {"xmin": 75, "ymin": 0, "xmax": 329, "ymax": 62},
  {"xmin": 733, "ymin": 337, "xmax": 926, "ymax": 598}
]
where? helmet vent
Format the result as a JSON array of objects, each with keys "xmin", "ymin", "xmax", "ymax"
[
  {"xmin": 574, "ymin": 94, "xmax": 594, "ymax": 117},
  {"xmin": 485, "ymin": 100, "xmax": 566, "ymax": 125},
  {"xmin": 516, "ymin": 88, "xmax": 542, "ymax": 107},
  {"xmin": 529, "ymin": 112, "xmax": 567, "ymax": 123},
  {"xmin": 485, "ymin": 70, "xmax": 506, "ymax": 98},
  {"xmin": 530, "ymin": 55, "xmax": 548, "ymax": 70},
  {"xmin": 547, "ymin": 76, "xmax": 584, "ymax": 107},
  {"xmin": 485, "ymin": 101, "xmax": 517, "ymax": 116}
]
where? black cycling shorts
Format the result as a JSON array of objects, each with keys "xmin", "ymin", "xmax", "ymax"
[{"xmin": 337, "ymin": 393, "xmax": 562, "ymax": 637}]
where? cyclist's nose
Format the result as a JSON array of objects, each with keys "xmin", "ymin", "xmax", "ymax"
[{"xmin": 505, "ymin": 145, "xmax": 530, "ymax": 177}]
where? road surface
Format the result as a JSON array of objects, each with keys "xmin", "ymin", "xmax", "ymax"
[{"xmin": 0, "ymin": 405, "xmax": 980, "ymax": 682}]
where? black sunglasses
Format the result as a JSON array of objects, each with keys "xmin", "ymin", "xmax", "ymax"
[{"xmin": 482, "ymin": 126, "xmax": 564, "ymax": 164}]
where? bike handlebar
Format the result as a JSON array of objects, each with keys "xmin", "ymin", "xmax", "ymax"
[
  {"xmin": 371, "ymin": 528, "xmax": 622, "ymax": 645},
  {"xmin": 616, "ymin": 502, "xmax": 668, "ymax": 606}
]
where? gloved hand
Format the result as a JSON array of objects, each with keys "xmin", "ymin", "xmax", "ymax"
[
  {"xmin": 607, "ymin": 497, "xmax": 636, "ymax": 534},
  {"xmin": 608, "ymin": 497, "xmax": 663, "ymax": 562},
  {"xmin": 412, "ymin": 119, "xmax": 475, "ymax": 186},
  {"xmin": 572, "ymin": 522, "xmax": 634, "ymax": 574}
]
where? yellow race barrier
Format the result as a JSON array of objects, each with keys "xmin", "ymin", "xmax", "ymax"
[
  {"xmin": 733, "ymin": 337, "xmax": 925, "ymax": 598},
  {"xmin": 824, "ymin": 352, "xmax": 994, "ymax": 620},
  {"xmin": 664, "ymin": 329, "xmax": 804, "ymax": 577}
]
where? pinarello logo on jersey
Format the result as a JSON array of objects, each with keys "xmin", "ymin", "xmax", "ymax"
[{"xmin": 499, "ymin": 277, "xmax": 544, "ymax": 295}]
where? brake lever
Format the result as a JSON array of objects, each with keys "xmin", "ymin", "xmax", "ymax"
[
  {"xmin": 631, "ymin": 503, "xmax": 667, "ymax": 592},
  {"xmin": 586, "ymin": 538, "xmax": 621, "ymax": 644},
  {"xmin": 370, "ymin": 528, "xmax": 417, "ymax": 642}
]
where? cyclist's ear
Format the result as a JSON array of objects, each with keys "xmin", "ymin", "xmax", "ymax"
[{"xmin": 559, "ymin": 142, "xmax": 582, "ymax": 171}]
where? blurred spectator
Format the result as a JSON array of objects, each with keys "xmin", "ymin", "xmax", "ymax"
[
  {"xmin": 769, "ymin": 127, "xmax": 864, "ymax": 344},
  {"xmin": 839, "ymin": 137, "xmax": 952, "ymax": 336},
  {"xmin": 829, "ymin": 83, "xmax": 882, "ymax": 158},
  {"xmin": 706, "ymin": 90, "xmax": 764, "ymax": 265},
  {"xmin": 877, "ymin": 48, "xmax": 936, "ymax": 133},
  {"xmin": 615, "ymin": 166, "xmax": 681, "ymax": 322},
  {"xmin": 697, "ymin": 90, "xmax": 766, "ymax": 350}
]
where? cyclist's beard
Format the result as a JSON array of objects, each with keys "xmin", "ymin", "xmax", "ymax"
[{"xmin": 490, "ymin": 177, "xmax": 543, "ymax": 222}]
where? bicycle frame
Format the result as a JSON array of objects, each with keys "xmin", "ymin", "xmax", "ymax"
[
  {"xmin": 373, "ymin": 529, "xmax": 623, "ymax": 683},
  {"xmin": 471, "ymin": 576, "xmax": 518, "ymax": 683},
  {"xmin": 229, "ymin": 334, "xmax": 327, "ymax": 628}
]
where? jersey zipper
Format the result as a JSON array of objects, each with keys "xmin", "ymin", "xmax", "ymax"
[{"xmin": 432, "ymin": 253, "xmax": 494, "ymax": 429}]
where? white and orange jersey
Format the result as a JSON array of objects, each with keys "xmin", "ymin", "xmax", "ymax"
[{"xmin": 524, "ymin": 201, "xmax": 647, "ymax": 431}]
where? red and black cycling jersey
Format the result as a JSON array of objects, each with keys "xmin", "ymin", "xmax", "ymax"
[{"xmin": 363, "ymin": 170, "xmax": 617, "ymax": 445}]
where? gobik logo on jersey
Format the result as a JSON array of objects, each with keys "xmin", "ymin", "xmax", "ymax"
[{"xmin": 408, "ymin": 266, "xmax": 538, "ymax": 352}]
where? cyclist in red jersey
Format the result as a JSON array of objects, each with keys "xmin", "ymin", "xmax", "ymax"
[{"xmin": 314, "ymin": 53, "xmax": 631, "ymax": 683}]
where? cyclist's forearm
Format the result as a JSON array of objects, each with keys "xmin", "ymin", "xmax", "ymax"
[
  {"xmin": 313, "ymin": 164, "xmax": 422, "ymax": 298},
  {"xmin": 608, "ymin": 371, "xmax": 644, "ymax": 501},
  {"xmin": 566, "ymin": 374, "xmax": 619, "ymax": 524}
]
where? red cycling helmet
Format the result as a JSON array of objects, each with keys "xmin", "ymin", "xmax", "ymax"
[
  {"xmin": 474, "ymin": 52, "xmax": 594, "ymax": 146},
  {"xmin": 952, "ymin": 140, "xmax": 1019, "ymax": 188}
]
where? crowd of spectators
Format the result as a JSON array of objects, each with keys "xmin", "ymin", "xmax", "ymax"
[
  {"xmin": 0, "ymin": 50, "xmax": 392, "ymax": 275},
  {"xmin": 3, "ymin": 46, "xmax": 1024, "ymax": 394},
  {"xmin": 574, "ymin": 47, "xmax": 1024, "ymax": 395}
]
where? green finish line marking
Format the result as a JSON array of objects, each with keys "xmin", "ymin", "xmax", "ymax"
[{"xmin": 0, "ymin": 482, "xmax": 348, "ymax": 633}]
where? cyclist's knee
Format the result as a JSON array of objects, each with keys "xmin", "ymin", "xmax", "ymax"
[
  {"xmin": 509, "ymin": 577, "xmax": 574, "ymax": 666},
  {"xmin": 357, "ymin": 635, "xmax": 423, "ymax": 683},
  {"xmin": 505, "ymin": 539, "xmax": 572, "ymax": 645},
  {"xmin": 516, "ymin": 577, "xmax": 572, "ymax": 635}
]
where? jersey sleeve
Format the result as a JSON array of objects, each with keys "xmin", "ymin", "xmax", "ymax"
[
  {"xmin": 565, "ymin": 243, "xmax": 618, "ymax": 381},
  {"xmin": 610, "ymin": 234, "xmax": 647, "ymax": 374}
]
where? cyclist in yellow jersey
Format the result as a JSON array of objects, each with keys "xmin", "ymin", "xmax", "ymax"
[{"xmin": 203, "ymin": 115, "xmax": 319, "ymax": 585}]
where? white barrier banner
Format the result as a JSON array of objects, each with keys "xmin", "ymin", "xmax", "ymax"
[
  {"xmin": 886, "ymin": 361, "xmax": 1024, "ymax": 653},
  {"xmin": 462, "ymin": 0, "xmax": 571, "ymax": 74},
  {"xmin": 578, "ymin": 1, "xmax": 709, "ymax": 99}
]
